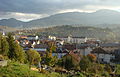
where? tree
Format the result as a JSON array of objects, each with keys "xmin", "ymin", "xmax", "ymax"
[
  {"xmin": 42, "ymin": 43, "xmax": 57, "ymax": 66},
  {"xmin": 1, "ymin": 36, "xmax": 9, "ymax": 58},
  {"xmin": 79, "ymin": 56, "xmax": 91, "ymax": 72},
  {"xmin": 26, "ymin": 49, "xmax": 41, "ymax": 66},
  {"xmin": 13, "ymin": 42, "xmax": 26, "ymax": 63},
  {"xmin": 64, "ymin": 56, "xmax": 74, "ymax": 70},
  {"xmin": 7, "ymin": 33, "xmax": 25, "ymax": 63},
  {"xmin": 7, "ymin": 33, "xmax": 15, "ymax": 59},
  {"xmin": 104, "ymin": 65, "xmax": 112, "ymax": 73},
  {"xmin": 87, "ymin": 54, "xmax": 96, "ymax": 62},
  {"xmin": 43, "ymin": 51, "xmax": 57, "ymax": 66}
]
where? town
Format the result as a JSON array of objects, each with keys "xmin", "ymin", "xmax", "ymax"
[
  {"xmin": 1, "ymin": 30, "xmax": 120, "ymax": 77},
  {"xmin": 16, "ymin": 34, "xmax": 120, "ymax": 64},
  {"xmin": 1, "ymin": 0, "xmax": 120, "ymax": 77}
]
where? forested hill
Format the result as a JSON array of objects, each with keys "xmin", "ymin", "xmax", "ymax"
[{"xmin": 35, "ymin": 25, "xmax": 116, "ymax": 40}]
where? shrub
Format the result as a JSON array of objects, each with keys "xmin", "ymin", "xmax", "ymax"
[
  {"xmin": 0, "ymin": 55, "xmax": 4, "ymax": 60},
  {"xmin": 40, "ymin": 68, "xmax": 49, "ymax": 74}
]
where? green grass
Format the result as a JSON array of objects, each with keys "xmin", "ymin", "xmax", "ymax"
[
  {"xmin": 0, "ymin": 61, "xmax": 67, "ymax": 77},
  {"xmin": 1, "ymin": 61, "xmax": 116, "ymax": 77},
  {"xmin": 116, "ymin": 64, "xmax": 120, "ymax": 74}
]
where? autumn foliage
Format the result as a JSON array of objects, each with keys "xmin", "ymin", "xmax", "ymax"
[{"xmin": 87, "ymin": 54, "xmax": 96, "ymax": 62}]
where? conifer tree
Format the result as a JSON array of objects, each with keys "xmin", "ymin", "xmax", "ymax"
[
  {"xmin": 1, "ymin": 36, "xmax": 9, "ymax": 58},
  {"xmin": 7, "ymin": 33, "xmax": 25, "ymax": 63},
  {"xmin": 13, "ymin": 42, "xmax": 25, "ymax": 63},
  {"xmin": 7, "ymin": 33, "xmax": 15, "ymax": 59}
]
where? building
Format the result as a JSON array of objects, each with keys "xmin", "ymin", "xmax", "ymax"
[
  {"xmin": 114, "ymin": 49, "xmax": 120, "ymax": 63},
  {"xmin": 76, "ymin": 44, "xmax": 96, "ymax": 56},
  {"xmin": 48, "ymin": 36, "xmax": 56, "ymax": 40},
  {"xmin": 27, "ymin": 35, "xmax": 39, "ymax": 40},
  {"xmin": 58, "ymin": 36, "xmax": 87, "ymax": 44},
  {"xmin": 91, "ymin": 47, "xmax": 115, "ymax": 63},
  {"xmin": 99, "ymin": 43, "xmax": 120, "ymax": 52}
]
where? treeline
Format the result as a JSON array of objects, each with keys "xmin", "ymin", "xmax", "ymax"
[
  {"xmin": 35, "ymin": 25, "xmax": 116, "ymax": 41},
  {"xmin": 0, "ymin": 33, "xmax": 57, "ymax": 68},
  {"xmin": 0, "ymin": 33, "xmax": 41, "ymax": 65},
  {"xmin": 0, "ymin": 33, "xmax": 25, "ymax": 62}
]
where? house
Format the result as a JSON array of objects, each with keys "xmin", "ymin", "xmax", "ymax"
[
  {"xmin": 91, "ymin": 47, "xmax": 115, "ymax": 63},
  {"xmin": 48, "ymin": 36, "xmax": 56, "ymax": 40},
  {"xmin": 62, "ymin": 44, "xmax": 76, "ymax": 51},
  {"xmin": 52, "ymin": 52, "xmax": 68, "ymax": 58},
  {"xmin": 99, "ymin": 43, "xmax": 120, "ymax": 52},
  {"xmin": 113, "ymin": 49, "xmax": 120, "ymax": 63},
  {"xmin": 75, "ymin": 44, "xmax": 95, "ymax": 56},
  {"xmin": 58, "ymin": 35, "xmax": 87, "ymax": 44},
  {"xmin": 56, "ymin": 39, "xmax": 64, "ymax": 45},
  {"xmin": 24, "ymin": 43, "xmax": 48, "ymax": 56},
  {"xmin": 52, "ymin": 48, "xmax": 69, "ymax": 58},
  {"xmin": 27, "ymin": 35, "xmax": 39, "ymax": 40},
  {"xmin": 33, "ymin": 44, "xmax": 48, "ymax": 52}
]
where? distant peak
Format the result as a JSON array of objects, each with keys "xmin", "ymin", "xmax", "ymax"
[{"xmin": 9, "ymin": 18, "xmax": 16, "ymax": 20}]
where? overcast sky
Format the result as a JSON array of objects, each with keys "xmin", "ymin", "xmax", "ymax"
[{"xmin": 0, "ymin": 0, "xmax": 120, "ymax": 21}]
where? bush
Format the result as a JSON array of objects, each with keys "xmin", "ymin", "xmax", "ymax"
[
  {"xmin": 40, "ymin": 68, "xmax": 49, "ymax": 74},
  {"xmin": 0, "ymin": 55, "xmax": 4, "ymax": 60},
  {"xmin": 101, "ymin": 72, "xmax": 110, "ymax": 77},
  {"xmin": 76, "ymin": 72, "xmax": 86, "ymax": 77}
]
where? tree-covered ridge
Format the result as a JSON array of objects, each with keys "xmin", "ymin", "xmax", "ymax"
[{"xmin": 36, "ymin": 25, "xmax": 115, "ymax": 40}]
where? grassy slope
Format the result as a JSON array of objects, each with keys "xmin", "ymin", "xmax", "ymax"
[{"xmin": 0, "ymin": 61, "xmax": 67, "ymax": 77}]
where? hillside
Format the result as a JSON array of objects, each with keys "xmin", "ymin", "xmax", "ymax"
[
  {"xmin": 35, "ymin": 25, "xmax": 116, "ymax": 40},
  {"xmin": 0, "ymin": 26, "xmax": 17, "ymax": 32},
  {"xmin": 0, "ymin": 9, "xmax": 120, "ymax": 28},
  {"xmin": 0, "ymin": 18, "xmax": 24, "ymax": 28}
]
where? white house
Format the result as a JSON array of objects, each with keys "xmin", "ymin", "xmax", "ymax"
[
  {"xmin": 27, "ymin": 35, "xmax": 39, "ymax": 40},
  {"xmin": 48, "ymin": 36, "xmax": 56, "ymax": 40},
  {"xmin": 58, "ymin": 36, "xmax": 87, "ymax": 44}
]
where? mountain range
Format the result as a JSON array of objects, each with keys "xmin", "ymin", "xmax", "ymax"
[{"xmin": 0, "ymin": 9, "xmax": 120, "ymax": 28}]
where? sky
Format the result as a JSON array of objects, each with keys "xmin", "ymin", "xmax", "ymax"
[{"xmin": 0, "ymin": 0, "xmax": 120, "ymax": 21}]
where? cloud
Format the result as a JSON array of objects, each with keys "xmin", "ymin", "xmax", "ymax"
[
  {"xmin": 0, "ymin": 0, "xmax": 120, "ymax": 21},
  {"xmin": 0, "ymin": 12, "xmax": 49, "ymax": 21},
  {"xmin": 0, "ymin": 0, "xmax": 120, "ymax": 14}
]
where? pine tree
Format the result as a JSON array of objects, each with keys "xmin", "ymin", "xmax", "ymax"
[
  {"xmin": 7, "ymin": 33, "xmax": 15, "ymax": 59},
  {"xmin": 7, "ymin": 33, "xmax": 25, "ymax": 63},
  {"xmin": 13, "ymin": 42, "xmax": 25, "ymax": 63},
  {"xmin": 1, "ymin": 36, "xmax": 9, "ymax": 58}
]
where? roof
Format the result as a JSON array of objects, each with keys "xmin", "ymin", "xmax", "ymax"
[
  {"xmin": 27, "ymin": 35, "xmax": 37, "ymax": 37},
  {"xmin": 34, "ymin": 44, "xmax": 48, "ymax": 49},
  {"xmin": 99, "ymin": 43, "xmax": 120, "ymax": 47},
  {"xmin": 63, "ymin": 44, "xmax": 76, "ymax": 50},
  {"xmin": 33, "ymin": 48, "xmax": 47, "ymax": 52},
  {"xmin": 76, "ymin": 44, "xmax": 96, "ymax": 49},
  {"xmin": 91, "ymin": 47, "xmax": 114, "ymax": 54},
  {"xmin": 58, "ymin": 36, "xmax": 86, "ymax": 39},
  {"xmin": 72, "ymin": 36, "xmax": 86, "ymax": 38}
]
